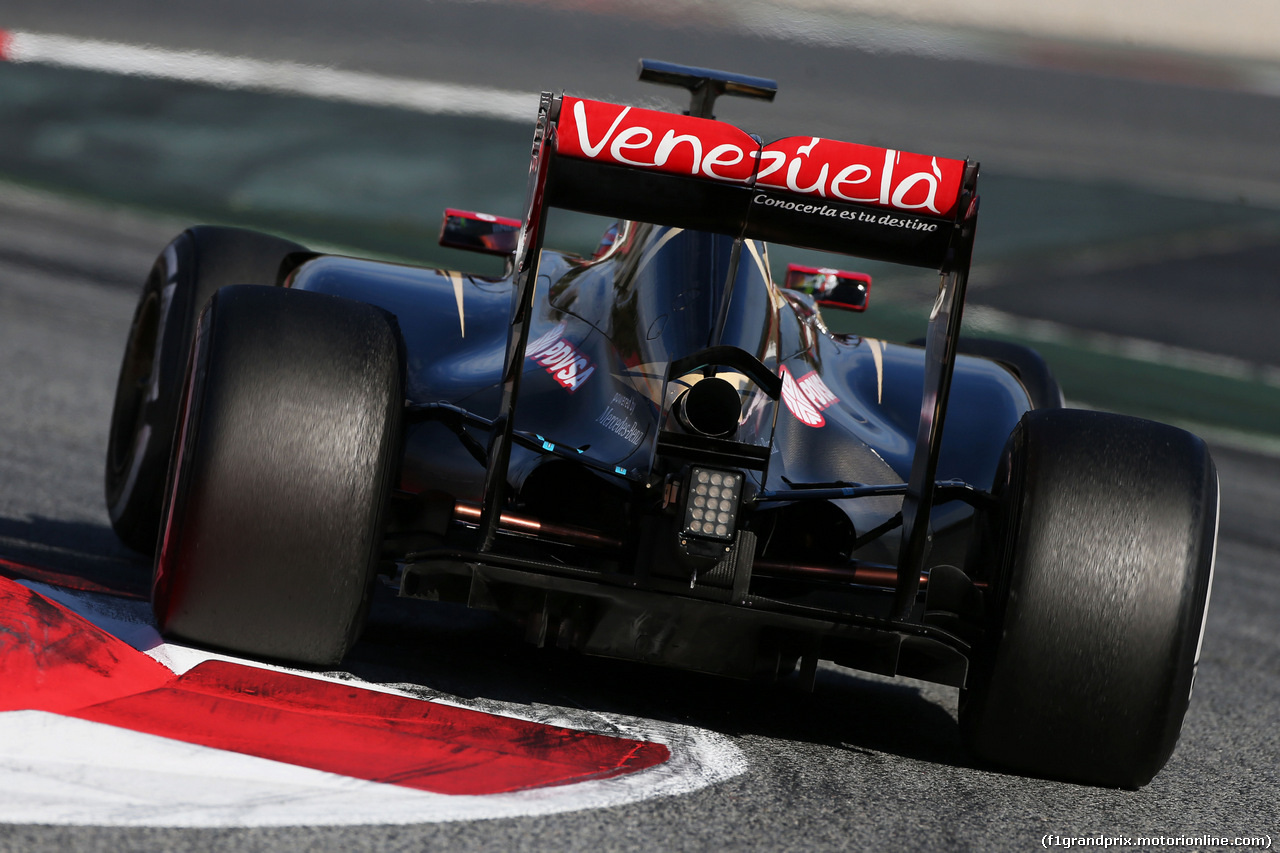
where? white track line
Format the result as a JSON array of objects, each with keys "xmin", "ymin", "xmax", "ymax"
[
  {"xmin": 962, "ymin": 304, "xmax": 1280, "ymax": 457},
  {"xmin": 963, "ymin": 303, "xmax": 1280, "ymax": 389},
  {"xmin": 4, "ymin": 26, "xmax": 1276, "ymax": 455},
  {"xmin": 0, "ymin": 29, "xmax": 541, "ymax": 122}
]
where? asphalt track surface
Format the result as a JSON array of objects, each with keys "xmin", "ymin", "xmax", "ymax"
[
  {"xmin": 6, "ymin": 0, "xmax": 1280, "ymax": 206},
  {"xmin": 0, "ymin": 167, "xmax": 1277, "ymax": 853},
  {"xmin": 0, "ymin": 1, "xmax": 1278, "ymax": 849}
]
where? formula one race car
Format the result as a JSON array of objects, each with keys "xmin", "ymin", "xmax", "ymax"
[{"xmin": 105, "ymin": 61, "xmax": 1218, "ymax": 789}]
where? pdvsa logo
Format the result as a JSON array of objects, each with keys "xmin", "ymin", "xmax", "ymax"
[
  {"xmin": 526, "ymin": 322, "xmax": 596, "ymax": 392},
  {"xmin": 779, "ymin": 365, "xmax": 839, "ymax": 428}
]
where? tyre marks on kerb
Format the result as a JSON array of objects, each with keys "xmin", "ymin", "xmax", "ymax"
[
  {"xmin": 0, "ymin": 574, "xmax": 747, "ymax": 826},
  {"xmin": 0, "ymin": 576, "xmax": 172, "ymax": 712},
  {"xmin": 1, "ymin": 575, "xmax": 667, "ymax": 795}
]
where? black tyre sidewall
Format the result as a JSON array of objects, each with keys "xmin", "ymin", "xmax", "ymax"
[
  {"xmin": 909, "ymin": 336, "xmax": 1065, "ymax": 410},
  {"xmin": 953, "ymin": 338, "xmax": 1064, "ymax": 410},
  {"xmin": 105, "ymin": 227, "xmax": 307, "ymax": 554},
  {"xmin": 105, "ymin": 233, "xmax": 198, "ymax": 552},
  {"xmin": 151, "ymin": 298, "xmax": 213, "ymax": 622}
]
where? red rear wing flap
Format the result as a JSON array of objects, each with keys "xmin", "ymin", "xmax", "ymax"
[{"xmin": 546, "ymin": 96, "xmax": 974, "ymax": 269}]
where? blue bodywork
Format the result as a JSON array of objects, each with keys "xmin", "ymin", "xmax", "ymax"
[{"xmin": 291, "ymin": 222, "xmax": 1029, "ymax": 572}]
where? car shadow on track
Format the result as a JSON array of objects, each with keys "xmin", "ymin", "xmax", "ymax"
[
  {"xmin": 0, "ymin": 522, "xmax": 977, "ymax": 776},
  {"xmin": 0, "ymin": 514, "xmax": 150, "ymax": 598},
  {"xmin": 350, "ymin": 587, "xmax": 975, "ymax": 773}
]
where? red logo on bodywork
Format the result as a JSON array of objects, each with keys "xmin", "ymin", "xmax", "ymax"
[
  {"xmin": 526, "ymin": 322, "xmax": 595, "ymax": 392},
  {"xmin": 557, "ymin": 97, "xmax": 965, "ymax": 217},
  {"xmin": 779, "ymin": 366, "xmax": 839, "ymax": 428}
]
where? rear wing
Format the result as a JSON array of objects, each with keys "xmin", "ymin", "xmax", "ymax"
[
  {"xmin": 548, "ymin": 96, "xmax": 975, "ymax": 269},
  {"xmin": 480, "ymin": 90, "xmax": 980, "ymax": 622}
]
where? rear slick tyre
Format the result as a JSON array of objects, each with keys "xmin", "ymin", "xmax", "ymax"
[
  {"xmin": 153, "ymin": 285, "xmax": 404, "ymax": 666},
  {"xmin": 105, "ymin": 227, "xmax": 307, "ymax": 554},
  {"xmin": 960, "ymin": 409, "xmax": 1218, "ymax": 788},
  {"xmin": 952, "ymin": 338, "xmax": 1064, "ymax": 410},
  {"xmin": 911, "ymin": 336, "xmax": 1064, "ymax": 410}
]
